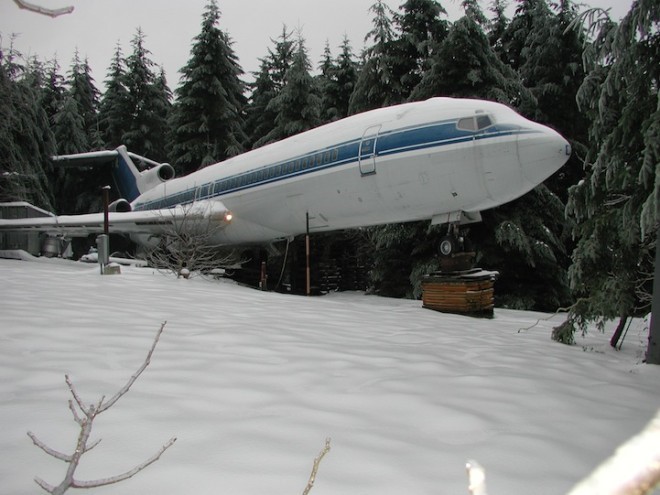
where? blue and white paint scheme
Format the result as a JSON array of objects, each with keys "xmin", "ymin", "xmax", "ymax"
[{"xmin": 0, "ymin": 97, "xmax": 570, "ymax": 247}]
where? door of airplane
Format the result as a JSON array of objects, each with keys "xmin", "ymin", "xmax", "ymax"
[{"xmin": 358, "ymin": 125, "xmax": 381, "ymax": 176}]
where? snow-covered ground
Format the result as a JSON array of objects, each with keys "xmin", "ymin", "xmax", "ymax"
[{"xmin": 1, "ymin": 257, "xmax": 658, "ymax": 494}]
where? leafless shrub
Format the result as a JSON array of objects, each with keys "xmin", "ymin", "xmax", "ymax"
[{"xmin": 142, "ymin": 203, "xmax": 236, "ymax": 279}]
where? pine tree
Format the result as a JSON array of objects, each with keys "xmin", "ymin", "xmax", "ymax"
[
  {"xmin": 367, "ymin": 221, "xmax": 446, "ymax": 299},
  {"xmin": 53, "ymin": 96, "xmax": 88, "ymax": 155},
  {"xmin": 150, "ymin": 66, "xmax": 173, "ymax": 162},
  {"xmin": 556, "ymin": 1, "xmax": 660, "ymax": 353},
  {"xmin": 499, "ymin": 0, "xmax": 541, "ymax": 69},
  {"xmin": 257, "ymin": 35, "xmax": 321, "ymax": 145},
  {"xmin": 317, "ymin": 42, "xmax": 337, "ymax": 123},
  {"xmin": 40, "ymin": 58, "xmax": 66, "ymax": 127},
  {"xmin": 471, "ymin": 185, "xmax": 571, "ymax": 310},
  {"xmin": 244, "ymin": 59, "xmax": 279, "ymax": 149},
  {"xmin": 487, "ymin": 0, "xmax": 510, "ymax": 58},
  {"xmin": 349, "ymin": 0, "xmax": 398, "ymax": 114},
  {"xmin": 502, "ymin": 0, "xmax": 587, "ymax": 198},
  {"xmin": 247, "ymin": 26, "xmax": 296, "ymax": 149},
  {"xmin": 392, "ymin": 0, "xmax": 449, "ymax": 101},
  {"xmin": 169, "ymin": 0, "xmax": 247, "ymax": 173},
  {"xmin": 98, "ymin": 43, "xmax": 130, "ymax": 149},
  {"xmin": 411, "ymin": 14, "xmax": 535, "ymax": 113},
  {"xmin": 122, "ymin": 28, "xmax": 171, "ymax": 161},
  {"xmin": 332, "ymin": 37, "xmax": 359, "ymax": 119},
  {"xmin": 50, "ymin": 54, "xmax": 104, "ymax": 213},
  {"xmin": 0, "ymin": 45, "xmax": 55, "ymax": 210},
  {"xmin": 317, "ymin": 37, "xmax": 358, "ymax": 123},
  {"xmin": 67, "ymin": 51, "xmax": 100, "ymax": 149}
]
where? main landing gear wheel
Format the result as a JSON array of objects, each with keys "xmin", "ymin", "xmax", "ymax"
[
  {"xmin": 439, "ymin": 235, "xmax": 458, "ymax": 258},
  {"xmin": 438, "ymin": 226, "xmax": 476, "ymax": 272}
]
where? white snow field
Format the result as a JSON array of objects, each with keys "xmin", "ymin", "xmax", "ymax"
[{"xmin": 0, "ymin": 257, "xmax": 658, "ymax": 494}]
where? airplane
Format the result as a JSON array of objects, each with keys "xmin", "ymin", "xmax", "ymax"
[{"xmin": 0, "ymin": 97, "xmax": 571, "ymax": 258}]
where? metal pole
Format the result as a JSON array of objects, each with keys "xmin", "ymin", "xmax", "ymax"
[
  {"xmin": 102, "ymin": 185, "xmax": 110, "ymax": 235},
  {"xmin": 306, "ymin": 212, "xmax": 311, "ymax": 296}
]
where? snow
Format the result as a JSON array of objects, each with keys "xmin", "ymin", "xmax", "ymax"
[{"xmin": 0, "ymin": 257, "xmax": 658, "ymax": 494}]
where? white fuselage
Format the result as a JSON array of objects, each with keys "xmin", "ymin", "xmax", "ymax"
[{"xmin": 132, "ymin": 97, "xmax": 570, "ymax": 245}]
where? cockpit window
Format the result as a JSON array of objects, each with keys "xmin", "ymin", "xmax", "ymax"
[
  {"xmin": 457, "ymin": 117, "xmax": 477, "ymax": 131},
  {"xmin": 457, "ymin": 114, "xmax": 493, "ymax": 132},
  {"xmin": 476, "ymin": 115, "xmax": 492, "ymax": 129}
]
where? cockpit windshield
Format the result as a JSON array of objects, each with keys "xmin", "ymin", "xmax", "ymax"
[{"xmin": 457, "ymin": 114, "xmax": 493, "ymax": 132}]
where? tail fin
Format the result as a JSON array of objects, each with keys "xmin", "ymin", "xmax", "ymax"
[{"xmin": 52, "ymin": 145, "xmax": 175, "ymax": 203}]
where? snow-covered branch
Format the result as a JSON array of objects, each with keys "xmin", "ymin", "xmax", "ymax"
[
  {"xmin": 566, "ymin": 409, "xmax": 660, "ymax": 495},
  {"xmin": 98, "ymin": 321, "xmax": 165, "ymax": 413},
  {"xmin": 302, "ymin": 438, "xmax": 331, "ymax": 495},
  {"xmin": 27, "ymin": 432, "xmax": 72, "ymax": 462},
  {"xmin": 467, "ymin": 409, "xmax": 660, "ymax": 495},
  {"xmin": 29, "ymin": 322, "xmax": 176, "ymax": 495},
  {"xmin": 68, "ymin": 436, "xmax": 177, "ymax": 489},
  {"xmin": 12, "ymin": 0, "xmax": 73, "ymax": 17},
  {"xmin": 466, "ymin": 460, "xmax": 488, "ymax": 495}
]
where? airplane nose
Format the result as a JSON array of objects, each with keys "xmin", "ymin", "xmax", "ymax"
[{"xmin": 517, "ymin": 124, "xmax": 571, "ymax": 187}]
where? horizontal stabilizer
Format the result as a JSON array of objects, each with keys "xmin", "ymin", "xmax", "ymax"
[
  {"xmin": 51, "ymin": 149, "xmax": 120, "ymax": 167},
  {"xmin": 51, "ymin": 145, "xmax": 175, "ymax": 201}
]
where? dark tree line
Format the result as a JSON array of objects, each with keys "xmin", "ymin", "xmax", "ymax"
[{"xmin": 1, "ymin": 0, "xmax": 658, "ymax": 356}]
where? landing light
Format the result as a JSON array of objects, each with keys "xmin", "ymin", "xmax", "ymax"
[{"xmin": 224, "ymin": 212, "xmax": 233, "ymax": 223}]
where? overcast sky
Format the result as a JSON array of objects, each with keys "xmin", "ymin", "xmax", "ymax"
[{"xmin": 1, "ymin": 0, "xmax": 633, "ymax": 89}]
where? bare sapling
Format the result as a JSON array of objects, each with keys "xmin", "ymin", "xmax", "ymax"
[
  {"xmin": 143, "ymin": 203, "xmax": 235, "ymax": 279},
  {"xmin": 28, "ymin": 322, "xmax": 176, "ymax": 495},
  {"xmin": 13, "ymin": 0, "xmax": 73, "ymax": 17}
]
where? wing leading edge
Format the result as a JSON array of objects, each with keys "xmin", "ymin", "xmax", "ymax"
[{"xmin": 0, "ymin": 201, "xmax": 231, "ymax": 237}]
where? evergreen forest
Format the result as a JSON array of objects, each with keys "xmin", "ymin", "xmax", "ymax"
[{"xmin": 1, "ymin": 0, "xmax": 658, "ymax": 350}]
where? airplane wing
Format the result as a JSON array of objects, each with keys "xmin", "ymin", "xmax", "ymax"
[{"xmin": 0, "ymin": 201, "xmax": 232, "ymax": 237}]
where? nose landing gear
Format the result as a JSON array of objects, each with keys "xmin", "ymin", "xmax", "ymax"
[{"xmin": 438, "ymin": 224, "xmax": 475, "ymax": 272}]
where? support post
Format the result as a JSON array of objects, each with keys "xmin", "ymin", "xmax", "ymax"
[
  {"xmin": 647, "ymin": 234, "xmax": 660, "ymax": 364},
  {"xmin": 96, "ymin": 234, "xmax": 109, "ymax": 274},
  {"xmin": 259, "ymin": 261, "xmax": 267, "ymax": 291},
  {"xmin": 306, "ymin": 212, "xmax": 311, "ymax": 296},
  {"xmin": 102, "ymin": 185, "xmax": 110, "ymax": 235}
]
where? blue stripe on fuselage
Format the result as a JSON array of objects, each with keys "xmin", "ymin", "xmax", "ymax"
[{"xmin": 133, "ymin": 120, "xmax": 530, "ymax": 212}]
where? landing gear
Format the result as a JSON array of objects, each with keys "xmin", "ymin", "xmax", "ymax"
[
  {"xmin": 438, "ymin": 224, "xmax": 470, "ymax": 258},
  {"xmin": 438, "ymin": 224, "xmax": 475, "ymax": 272},
  {"xmin": 439, "ymin": 235, "xmax": 458, "ymax": 257}
]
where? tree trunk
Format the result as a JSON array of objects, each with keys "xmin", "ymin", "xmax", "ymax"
[
  {"xmin": 647, "ymin": 237, "xmax": 660, "ymax": 364},
  {"xmin": 610, "ymin": 315, "xmax": 628, "ymax": 349}
]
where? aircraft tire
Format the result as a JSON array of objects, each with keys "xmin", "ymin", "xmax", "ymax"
[{"xmin": 439, "ymin": 235, "xmax": 457, "ymax": 258}]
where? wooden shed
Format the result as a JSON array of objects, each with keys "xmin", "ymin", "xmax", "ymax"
[{"xmin": 422, "ymin": 268, "xmax": 499, "ymax": 318}]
